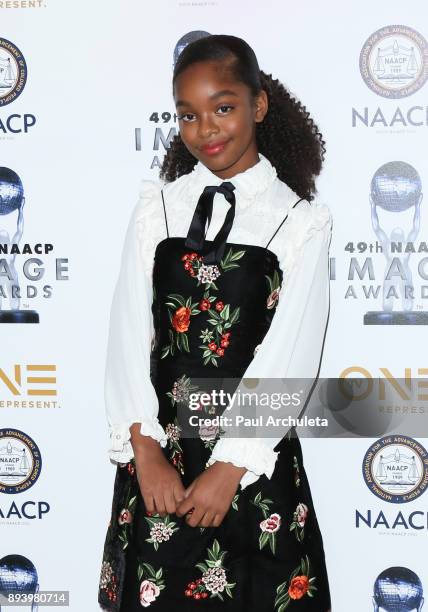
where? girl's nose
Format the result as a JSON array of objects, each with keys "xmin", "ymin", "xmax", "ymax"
[{"xmin": 197, "ymin": 114, "xmax": 219, "ymax": 139}]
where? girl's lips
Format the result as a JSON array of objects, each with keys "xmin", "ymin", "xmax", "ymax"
[{"xmin": 200, "ymin": 141, "xmax": 228, "ymax": 155}]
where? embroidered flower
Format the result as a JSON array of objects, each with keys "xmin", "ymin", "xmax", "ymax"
[
  {"xmin": 118, "ymin": 508, "xmax": 133, "ymax": 525},
  {"xmin": 166, "ymin": 374, "xmax": 199, "ymax": 406},
  {"xmin": 290, "ymin": 502, "xmax": 308, "ymax": 543},
  {"xmin": 274, "ymin": 555, "xmax": 317, "ymax": 610},
  {"xmin": 188, "ymin": 539, "xmax": 236, "ymax": 601},
  {"xmin": 199, "ymin": 422, "xmax": 219, "ymax": 441},
  {"xmin": 265, "ymin": 270, "xmax": 282, "ymax": 309},
  {"xmin": 296, "ymin": 503, "xmax": 308, "ymax": 528},
  {"xmin": 137, "ymin": 562, "xmax": 166, "ymax": 606},
  {"xmin": 197, "ymin": 263, "xmax": 221, "ymax": 286},
  {"xmin": 145, "ymin": 515, "xmax": 179, "ymax": 550},
  {"xmin": 140, "ymin": 580, "xmax": 160, "ymax": 607},
  {"xmin": 215, "ymin": 300, "xmax": 224, "ymax": 312},
  {"xmin": 289, "ymin": 575, "xmax": 310, "ymax": 600},
  {"xmin": 165, "ymin": 418, "xmax": 184, "ymax": 475},
  {"xmin": 161, "ymin": 295, "xmax": 202, "ymax": 358},
  {"xmin": 199, "ymin": 298, "xmax": 211, "ymax": 311},
  {"xmin": 99, "ymin": 560, "xmax": 118, "ymax": 603},
  {"xmin": 165, "ymin": 422, "xmax": 180, "ymax": 443},
  {"xmin": 260, "ymin": 512, "xmax": 281, "ymax": 533},
  {"xmin": 267, "ymin": 287, "xmax": 280, "ymax": 309},
  {"xmin": 172, "ymin": 306, "xmax": 191, "ymax": 333}
]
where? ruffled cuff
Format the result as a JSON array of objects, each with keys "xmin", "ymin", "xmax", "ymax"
[
  {"xmin": 108, "ymin": 419, "xmax": 168, "ymax": 464},
  {"xmin": 206, "ymin": 438, "xmax": 279, "ymax": 490}
]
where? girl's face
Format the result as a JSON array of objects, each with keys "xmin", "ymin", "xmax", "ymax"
[{"xmin": 173, "ymin": 60, "xmax": 268, "ymax": 179}]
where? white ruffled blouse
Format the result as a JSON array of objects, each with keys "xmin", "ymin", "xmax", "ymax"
[{"xmin": 104, "ymin": 153, "xmax": 332, "ymax": 490}]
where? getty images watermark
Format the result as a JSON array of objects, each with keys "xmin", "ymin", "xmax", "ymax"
[{"xmin": 170, "ymin": 376, "xmax": 428, "ymax": 440}]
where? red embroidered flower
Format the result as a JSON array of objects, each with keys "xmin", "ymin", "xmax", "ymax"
[
  {"xmin": 208, "ymin": 342, "xmax": 217, "ymax": 351},
  {"xmin": 199, "ymin": 298, "xmax": 211, "ymax": 311},
  {"xmin": 216, "ymin": 347, "xmax": 224, "ymax": 356},
  {"xmin": 288, "ymin": 575, "xmax": 309, "ymax": 600},
  {"xmin": 172, "ymin": 306, "xmax": 191, "ymax": 332},
  {"xmin": 220, "ymin": 339, "xmax": 229, "ymax": 348},
  {"xmin": 215, "ymin": 301, "xmax": 224, "ymax": 312},
  {"xmin": 223, "ymin": 332, "xmax": 231, "ymax": 339}
]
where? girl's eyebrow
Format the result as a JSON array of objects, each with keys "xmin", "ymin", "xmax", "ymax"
[{"xmin": 176, "ymin": 89, "xmax": 239, "ymax": 108}]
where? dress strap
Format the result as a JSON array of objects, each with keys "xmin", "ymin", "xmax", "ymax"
[
  {"xmin": 265, "ymin": 197, "xmax": 305, "ymax": 250},
  {"xmin": 160, "ymin": 189, "xmax": 170, "ymax": 238}
]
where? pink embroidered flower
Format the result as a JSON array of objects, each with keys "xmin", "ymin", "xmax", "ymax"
[
  {"xmin": 215, "ymin": 300, "xmax": 224, "ymax": 312},
  {"xmin": 296, "ymin": 503, "xmax": 308, "ymax": 528},
  {"xmin": 267, "ymin": 287, "xmax": 280, "ymax": 309},
  {"xmin": 140, "ymin": 580, "xmax": 160, "ymax": 607},
  {"xmin": 118, "ymin": 509, "xmax": 133, "ymax": 525},
  {"xmin": 260, "ymin": 512, "xmax": 281, "ymax": 533},
  {"xmin": 199, "ymin": 423, "xmax": 219, "ymax": 441}
]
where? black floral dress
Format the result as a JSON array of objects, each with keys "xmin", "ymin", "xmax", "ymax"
[{"xmin": 98, "ymin": 186, "xmax": 331, "ymax": 612}]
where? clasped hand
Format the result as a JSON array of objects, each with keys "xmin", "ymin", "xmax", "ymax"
[{"xmin": 135, "ymin": 442, "xmax": 246, "ymax": 528}]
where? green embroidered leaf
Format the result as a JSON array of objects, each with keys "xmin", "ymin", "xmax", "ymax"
[
  {"xmin": 182, "ymin": 333, "xmax": 190, "ymax": 352},
  {"xmin": 220, "ymin": 304, "xmax": 230, "ymax": 320},
  {"xmin": 167, "ymin": 293, "xmax": 186, "ymax": 305},
  {"xmin": 274, "ymin": 592, "xmax": 291, "ymax": 608},
  {"xmin": 276, "ymin": 581, "xmax": 287, "ymax": 594},
  {"xmin": 259, "ymin": 531, "xmax": 269, "ymax": 550},
  {"xmin": 230, "ymin": 249, "xmax": 245, "ymax": 261},
  {"xmin": 229, "ymin": 307, "xmax": 240, "ymax": 324},
  {"xmin": 196, "ymin": 562, "xmax": 208, "ymax": 573},
  {"xmin": 270, "ymin": 533, "xmax": 276, "ymax": 555},
  {"xmin": 212, "ymin": 539, "xmax": 220, "ymax": 556}
]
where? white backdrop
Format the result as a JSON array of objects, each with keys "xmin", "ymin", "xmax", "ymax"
[{"xmin": 1, "ymin": 1, "xmax": 428, "ymax": 610}]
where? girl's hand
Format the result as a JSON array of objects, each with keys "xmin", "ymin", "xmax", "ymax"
[
  {"xmin": 131, "ymin": 429, "xmax": 186, "ymax": 518},
  {"xmin": 175, "ymin": 462, "xmax": 247, "ymax": 528}
]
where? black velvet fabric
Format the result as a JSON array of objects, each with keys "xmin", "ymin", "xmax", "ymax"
[{"xmin": 98, "ymin": 219, "xmax": 331, "ymax": 611}]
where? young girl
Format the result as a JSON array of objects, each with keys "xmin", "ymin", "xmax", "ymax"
[{"xmin": 98, "ymin": 34, "xmax": 332, "ymax": 612}]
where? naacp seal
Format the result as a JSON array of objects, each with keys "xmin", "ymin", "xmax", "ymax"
[
  {"xmin": 0, "ymin": 38, "xmax": 27, "ymax": 107},
  {"xmin": 0, "ymin": 428, "xmax": 42, "ymax": 494},
  {"xmin": 359, "ymin": 25, "xmax": 428, "ymax": 98},
  {"xmin": 362, "ymin": 435, "xmax": 428, "ymax": 503}
]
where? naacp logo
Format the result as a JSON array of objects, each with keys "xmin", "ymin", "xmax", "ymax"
[
  {"xmin": 0, "ymin": 38, "xmax": 27, "ymax": 107},
  {"xmin": 0, "ymin": 429, "xmax": 42, "ymax": 494},
  {"xmin": 362, "ymin": 435, "xmax": 428, "ymax": 503},
  {"xmin": 359, "ymin": 25, "xmax": 428, "ymax": 98}
]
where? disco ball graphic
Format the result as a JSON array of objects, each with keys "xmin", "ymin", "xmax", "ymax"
[
  {"xmin": 370, "ymin": 161, "xmax": 422, "ymax": 213},
  {"xmin": 173, "ymin": 31, "xmax": 211, "ymax": 69},
  {"xmin": 0, "ymin": 554, "xmax": 38, "ymax": 595},
  {"xmin": 0, "ymin": 167, "xmax": 24, "ymax": 216},
  {"xmin": 373, "ymin": 566, "xmax": 424, "ymax": 611}
]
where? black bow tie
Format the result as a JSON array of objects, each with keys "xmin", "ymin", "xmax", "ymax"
[{"xmin": 184, "ymin": 181, "xmax": 236, "ymax": 264}]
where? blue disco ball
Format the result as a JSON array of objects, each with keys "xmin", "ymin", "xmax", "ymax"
[
  {"xmin": 371, "ymin": 161, "xmax": 422, "ymax": 213},
  {"xmin": 0, "ymin": 167, "xmax": 24, "ymax": 216},
  {"xmin": 374, "ymin": 566, "xmax": 423, "ymax": 611},
  {"xmin": 0, "ymin": 555, "xmax": 38, "ymax": 594}
]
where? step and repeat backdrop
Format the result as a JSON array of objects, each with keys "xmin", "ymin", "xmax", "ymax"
[{"xmin": 1, "ymin": 0, "xmax": 428, "ymax": 610}]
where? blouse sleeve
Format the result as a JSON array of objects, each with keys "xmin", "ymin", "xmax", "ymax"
[
  {"xmin": 105, "ymin": 180, "xmax": 169, "ymax": 464},
  {"xmin": 206, "ymin": 201, "xmax": 333, "ymax": 490}
]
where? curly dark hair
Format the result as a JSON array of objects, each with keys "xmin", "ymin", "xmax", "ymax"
[{"xmin": 159, "ymin": 34, "xmax": 326, "ymax": 202}]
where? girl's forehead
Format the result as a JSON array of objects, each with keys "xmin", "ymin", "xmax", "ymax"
[
  {"xmin": 174, "ymin": 60, "xmax": 237, "ymax": 89},
  {"xmin": 173, "ymin": 61, "xmax": 245, "ymax": 101}
]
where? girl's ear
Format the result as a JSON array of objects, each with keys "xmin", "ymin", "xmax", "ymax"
[{"xmin": 254, "ymin": 89, "xmax": 268, "ymax": 123}]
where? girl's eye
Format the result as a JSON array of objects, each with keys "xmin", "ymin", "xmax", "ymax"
[
  {"xmin": 217, "ymin": 104, "xmax": 234, "ymax": 114},
  {"xmin": 177, "ymin": 113, "xmax": 196, "ymax": 122}
]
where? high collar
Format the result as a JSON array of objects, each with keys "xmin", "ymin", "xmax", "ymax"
[{"xmin": 184, "ymin": 153, "xmax": 278, "ymax": 209}]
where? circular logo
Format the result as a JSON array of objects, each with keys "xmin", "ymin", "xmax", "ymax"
[
  {"xmin": 0, "ymin": 38, "xmax": 27, "ymax": 107},
  {"xmin": 362, "ymin": 435, "xmax": 428, "ymax": 503},
  {"xmin": 359, "ymin": 25, "xmax": 428, "ymax": 98},
  {"xmin": 0, "ymin": 429, "xmax": 42, "ymax": 494}
]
